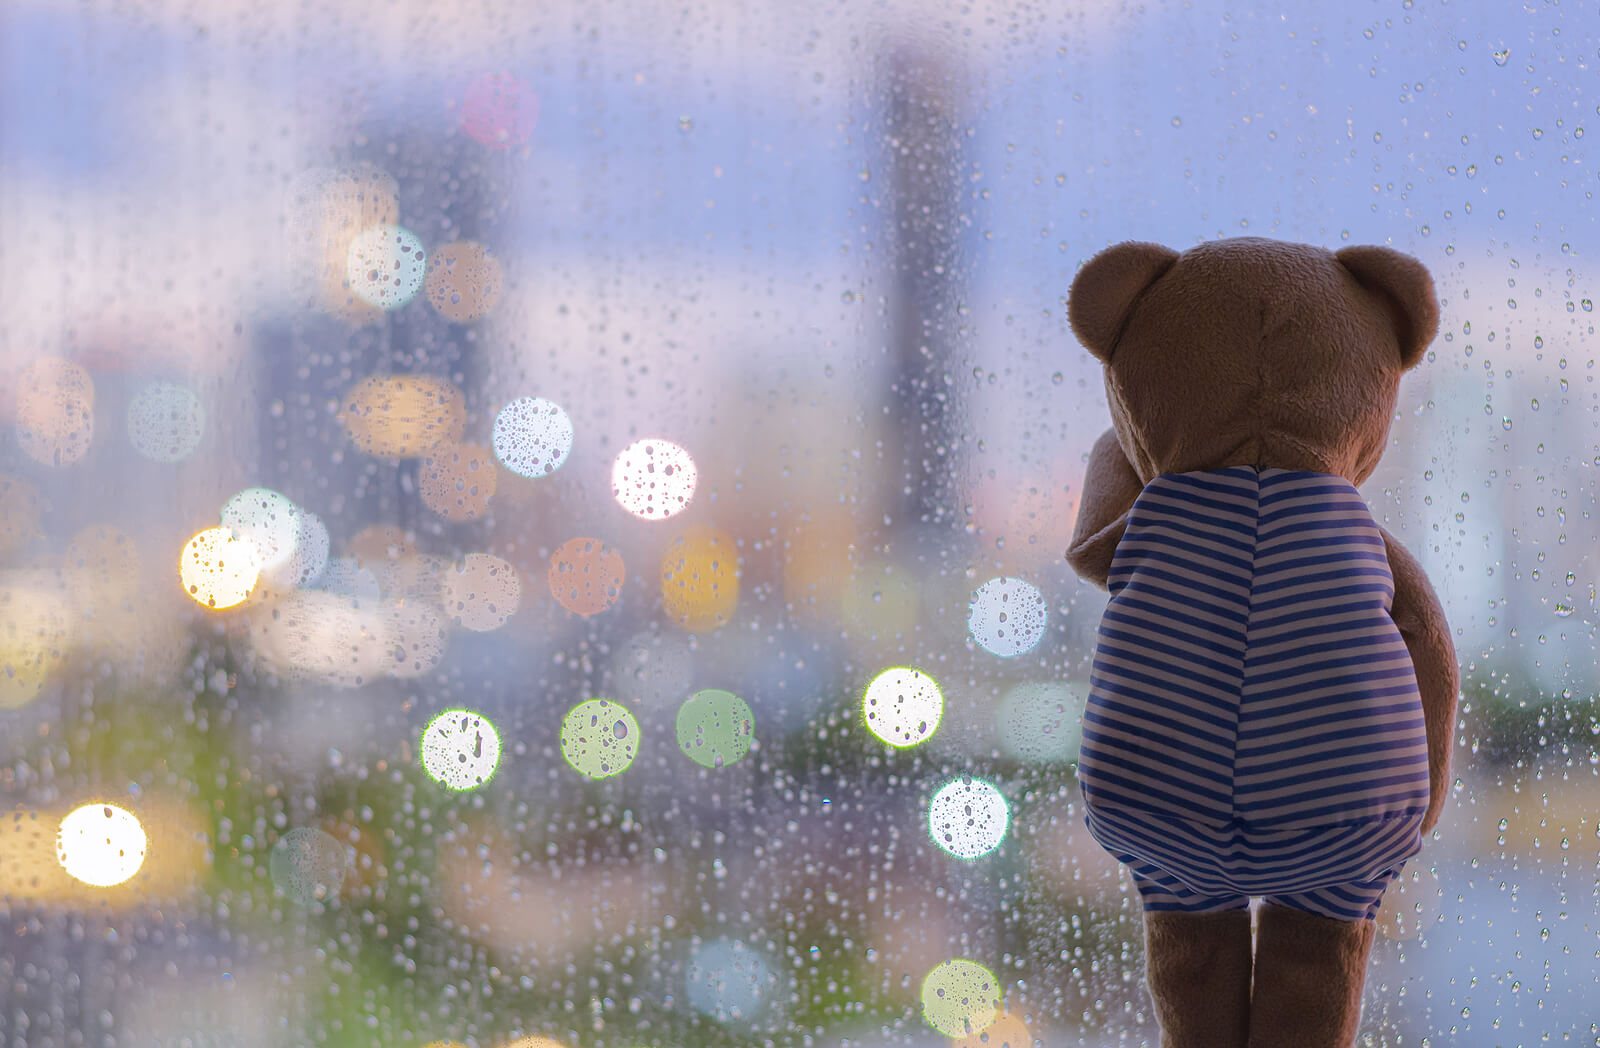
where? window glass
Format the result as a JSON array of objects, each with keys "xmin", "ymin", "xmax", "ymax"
[{"xmin": 0, "ymin": 1, "xmax": 1593, "ymax": 1045}]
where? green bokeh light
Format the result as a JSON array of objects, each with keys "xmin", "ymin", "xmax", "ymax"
[
  {"xmin": 920, "ymin": 958, "xmax": 999, "ymax": 1037},
  {"xmin": 560, "ymin": 699, "xmax": 641, "ymax": 779},
  {"xmin": 675, "ymin": 688, "xmax": 754, "ymax": 769}
]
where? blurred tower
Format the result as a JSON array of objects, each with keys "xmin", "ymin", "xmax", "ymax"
[
  {"xmin": 257, "ymin": 121, "xmax": 507, "ymax": 543},
  {"xmin": 880, "ymin": 44, "xmax": 969, "ymax": 536}
]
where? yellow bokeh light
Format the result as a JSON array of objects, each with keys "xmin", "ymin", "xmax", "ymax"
[
  {"xmin": 15, "ymin": 356, "xmax": 95, "ymax": 467},
  {"xmin": 426, "ymin": 240, "xmax": 504, "ymax": 323},
  {"xmin": 4, "ymin": 798, "xmax": 204, "ymax": 906},
  {"xmin": 178, "ymin": 527, "xmax": 261, "ymax": 610},
  {"xmin": 0, "ymin": 578, "xmax": 73, "ymax": 709},
  {"xmin": 340, "ymin": 374, "xmax": 466, "ymax": 459},
  {"xmin": 57, "ymin": 803, "xmax": 147, "ymax": 888},
  {"xmin": 660, "ymin": 525, "xmax": 740, "ymax": 632},
  {"xmin": 500, "ymin": 1037, "xmax": 570, "ymax": 1048},
  {"xmin": 420, "ymin": 442, "xmax": 498, "ymax": 521}
]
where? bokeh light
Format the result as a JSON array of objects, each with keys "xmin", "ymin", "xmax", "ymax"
[
  {"xmin": 15, "ymin": 356, "xmax": 94, "ymax": 467},
  {"xmin": 126, "ymin": 380, "xmax": 205, "ymax": 462},
  {"xmin": 220, "ymin": 488, "xmax": 302, "ymax": 573},
  {"xmin": 442, "ymin": 553, "xmax": 520, "ymax": 631},
  {"xmin": 660, "ymin": 525, "xmax": 740, "ymax": 632},
  {"xmin": 967, "ymin": 576, "xmax": 1048, "ymax": 657},
  {"xmin": 953, "ymin": 1011, "xmax": 1030, "ymax": 1048},
  {"xmin": 178, "ymin": 527, "xmax": 261, "ymax": 610},
  {"xmin": 0, "ymin": 474, "xmax": 41, "ymax": 554},
  {"xmin": 927, "ymin": 777, "xmax": 1010, "ymax": 860},
  {"xmin": 420, "ymin": 442, "xmax": 497, "ymax": 520},
  {"xmin": 492, "ymin": 396, "xmax": 573, "ymax": 478},
  {"xmin": 920, "ymin": 958, "xmax": 999, "ymax": 1037},
  {"xmin": 426, "ymin": 240, "xmax": 504, "ymax": 323},
  {"xmin": 346, "ymin": 224, "xmax": 427, "ymax": 310},
  {"xmin": 269, "ymin": 826, "xmax": 348, "ymax": 906},
  {"xmin": 420, "ymin": 709, "xmax": 501, "ymax": 790},
  {"xmin": 862, "ymin": 667, "xmax": 943, "ymax": 748},
  {"xmin": 994, "ymin": 681, "xmax": 1081, "ymax": 763},
  {"xmin": 250, "ymin": 591, "xmax": 388, "ymax": 686},
  {"xmin": 340, "ymin": 374, "xmax": 466, "ymax": 459},
  {"xmin": 559, "ymin": 699, "xmax": 640, "ymax": 779},
  {"xmin": 0, "ymin": 580, "xmax": 73, "ymax": 708},
  {"xmin": 686, "ymin": 938, "xmax": 778, "ymax": 1023},
  {"xmin": 549, "ymin": 537, "xmax": 625, "ymax": 616},
  {"xmin": 461, "ymin": 71, "xmax": 539, "ymax": 149},
  {"xmin": 611, "ymin": 439, "xmax": 697, "ymax": 520},
  {"xmin": 286, "ymin": 165, "xmax": 400, "ymax": 323},
  {"xmin": 56, "ymin": 803, "xmax": 147, "ymax": 888},
  {"xmin": 675, "ymin": 688, "xmax": 754, "ymax": 769}
]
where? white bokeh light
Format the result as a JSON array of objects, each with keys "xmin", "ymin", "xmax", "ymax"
[
  {"xmin": 967, "ymin": 576, "xmax": 1048, "ymax": 657},
  {"xmin": 995, "ymin": 681, "xmax": 1082, "ymax": 763},
  {"xmin": 862, "ymin": 666, "xmax": 943, "ymax": 748},
  {"xmin": 420, "ymin": 709, "xmax": 502, "ymax": 789},
  {"xmin": 611, "ymin": 439, "xmax": 697, "ymax": 520},
  {"xmin": 927, "ymin": 777, "xmax": 1010, "ymax": 860},
  {"xmin": 346, "ymin": 224, "xmax": 427, "ymax": 309},
  {"xmin": 492, "ymin": 396, "xmax": 574, "ymax": 478},
  {"xmin": 57, "ymin": 803, "xmax": 147, "ymax": 887},
  {"xmin": 127, "ymin": 381, "xmax": 206, "ymax": 462}
]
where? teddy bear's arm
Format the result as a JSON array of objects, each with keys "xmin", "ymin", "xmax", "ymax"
[
  {"xmin": 1065, "ymin": 427, "xmax": 1145, "ymax": 590},
  {"xmin": 1378, "ymin": 525, "xmax": 1460, "ymax": 836}
]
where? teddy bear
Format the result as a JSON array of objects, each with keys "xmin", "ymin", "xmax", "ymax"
[{"xmin": 1062, "ymin": 237, "xmax": 1459, "ymax": 1047}]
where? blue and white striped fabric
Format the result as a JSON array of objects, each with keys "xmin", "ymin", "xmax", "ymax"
[{"xmin": 1076, "ymin": 466, "xmax": 1430, "ymax": 921}]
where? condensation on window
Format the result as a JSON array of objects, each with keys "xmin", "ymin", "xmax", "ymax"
[{"xmin": 0, "ymin": 1, "xmax": 1594, "ymax": 1045}]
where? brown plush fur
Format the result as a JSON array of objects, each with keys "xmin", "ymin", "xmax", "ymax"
[
  {"xmin": 1064, "ymin": 237, "xmax": 1460, "ymax": 1045},
  {"xmin": 1249, "ymin": 904, "xmax": 1377, "ymax": 1048},
  {"xmin": 1145, "ymin": 910, "xmax": 1252, "ymax": 1047}
]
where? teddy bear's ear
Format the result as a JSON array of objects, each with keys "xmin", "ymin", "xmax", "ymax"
[
  {"xmin": 1068, "ymin": 242, "xmax": 1180, "ymax": 362},
  {"xmin": 1335, "ymin": 245, "xmax": 1440, "ymax": 369}
]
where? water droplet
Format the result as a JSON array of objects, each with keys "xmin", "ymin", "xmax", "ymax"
[
  {"xmin": 1531, "ymin": 398, "xmax": 1540, "ymax": 410},
  {"xmin": 1466, "ymin": 164, "xmax": 1478, "ymax": 178},
  {"xmin": 840, "ymin": 290, "xmax": 855, "ymax": 304},
  {"xmin": 859, "ymin": 168, "xmax": 871, "ymax": 182},
  {"xmin": 1565, "ymin": 571, "xmax": 1576, "ymax": 587},
  {"xmin": 1583, "ymin": 299, "xmax": 1593, "ymax": 312},
  {"xmin": 1051, "ymin": 372, "xmax": 1064, "ymax": 385},
  {"xmin": 1532, "ymin": 127, "xmax": 1544, "ymax": 140},
  {"xmin": 678, "ymin": 116, "xmax": 694, "ymax": 132},
  {"xmin": 1492, "ymin": 48, "xmax": 1510, "ymax": 66},
  {"xmin": 1502, "ymin": 417, "xmax": 1513, "ymax": 431},
  {"xmin": 1555, "ymin": 598, "xmax": 1575, "ymax": 618},
  {"xmin": 1171, "ymin": 116, "xmax": 1182, "ymax": 128}
]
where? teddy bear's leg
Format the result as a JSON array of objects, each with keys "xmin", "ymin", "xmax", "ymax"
[
  {"xmin": 1144, "ymin": 909, "xmax": 1253, "ymax": 1047},
  {"xmin": 1131, "ymin": 868, "xmax": 1252, "ymax": 1047},
  {"xmin": 1247, "ymin": 897, "xmax": 1380, "ymax": 1048}
]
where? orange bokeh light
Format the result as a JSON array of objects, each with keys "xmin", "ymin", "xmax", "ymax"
[
  {"xmin": 425, "ymin": 241, "xmax": 503, "ymax": 323},
  {"xmin": 548, "ymin": 537, "xmax": 626, "ymax": 616},
  {"xmin": 420, "ymin": 442, "xmax": 498, "ymax": 521},
  {"xmin": 340, "ymin": 375, "xmax": 466, "ymax": 459}
]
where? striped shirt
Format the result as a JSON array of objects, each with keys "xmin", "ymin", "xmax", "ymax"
[{"xmin": 1077, "ymin": 467, "xmax": 1429, "ymax": 897}]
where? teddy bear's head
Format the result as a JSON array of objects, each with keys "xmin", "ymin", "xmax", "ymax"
[{"xmin": 1067, "ymin": 237, "xmax": 1438, "ymax": 485}]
